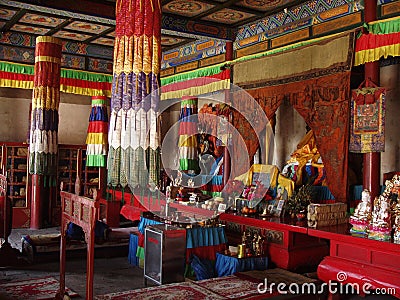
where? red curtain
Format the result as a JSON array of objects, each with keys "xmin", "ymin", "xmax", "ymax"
[{"xmin": 235, "ymin": 72, "xmax": 350, "ymax": 202}]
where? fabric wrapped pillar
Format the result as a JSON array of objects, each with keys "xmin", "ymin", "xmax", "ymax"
[
  {"xmin": 86, "ymin": 96, "xmax": 109, "ymax": 167},
  {"xmin": 178, "ymin": 96, "xmax": 199, "ymax": 173},
  {"xmin": 107, "ymin": 0, "xmax": 161, "ymax": 190},
  {"xmin": 29, "ymin": 36, "xmax": 62, "ymax": 229}
]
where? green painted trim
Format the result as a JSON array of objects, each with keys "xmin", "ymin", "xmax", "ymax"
[{"xmin": 161, "ymin": 62, "xmax": 227, "ymax": 86}]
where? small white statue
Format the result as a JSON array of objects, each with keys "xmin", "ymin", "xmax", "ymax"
[
  {"xmin": 174, "ymin": 170, "xmax": 182, "ymax": 186},
  {"xmin": 352, "ymin": 189, "xmax": 372, "ymax": 222},
  {"xmin": 393, "ymin": 212, "xmax": 400, "ymax": 244},
  {"xmin": 188, "ymin": 178, "xmax": 194, "ymax": 188},
  {"xmin": 370, "ymin": 195, "xmax": 390, "ymax": 229}
]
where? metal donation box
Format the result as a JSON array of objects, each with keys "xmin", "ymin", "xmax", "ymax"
[{"xmin": 144, "ymin": 224, "xmax": 186, "ymax": 285}]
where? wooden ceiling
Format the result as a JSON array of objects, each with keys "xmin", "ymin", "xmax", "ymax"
[{"xmin": 0, "ymin": 0, "xmax": 306, "ymax": 52}]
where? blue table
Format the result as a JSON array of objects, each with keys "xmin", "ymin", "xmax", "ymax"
[{"xmin": 215, "ymin": 252, "xmax": 268, "ymax": 277}]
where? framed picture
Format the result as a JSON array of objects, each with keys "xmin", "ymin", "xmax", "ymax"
[
  {"xmin": 218, "ymin": 203, "xmax": 227, "ymax": 212},
  {"xmin": 274, "ymin": 199, "xmax": 286, "ymax": 217},
  {"xmin": 252, "ymin": 172, "xmax": 271, "ymax": 187}
]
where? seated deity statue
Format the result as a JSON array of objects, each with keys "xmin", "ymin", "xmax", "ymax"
[
  {"xmin": 370, "ymin": 195, "xmax": 391, "ymax": 229},
  {"xmin": 351, "ymin": 189, "xmax": 372, "ymax": 222}
]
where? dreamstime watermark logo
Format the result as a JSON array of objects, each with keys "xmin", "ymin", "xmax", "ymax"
[
  {"xmin": 133, "ymin": 80, "xmax": 276, "ymax": 223},
  {"xmin": 257, "ymin": 271, "xmax": 397, "ymax": 296}
]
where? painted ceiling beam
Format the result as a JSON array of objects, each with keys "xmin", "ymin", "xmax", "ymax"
[{"xmin": 6, "ymin": 0, "xmax": 234, "ymax": 41}]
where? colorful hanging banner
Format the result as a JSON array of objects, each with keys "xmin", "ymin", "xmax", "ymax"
[
  {"xmin": 355, "ymin": 16, "xmax": 400, "ymax": 66},
  {"xmin": 29, "ymin": 36, "xmax": 62, "ymax": 175},
  {"xmin": 0, "ymin": 60, "xmax": 112, "ymax": 96},
  {"xmin": 86, "ymin": 96, "xmax": 109, "ymax": 167},
  {"xmin": 107, "ymin": 0, "xmax": 161, "ymax": 189},
  {"xmin": 160, "ymin": 64, "xmax": 230, "ymax": 101},
  {"xmin": 349, "ymin": 79, "xmax": 386, "ymax": 153},
  {"xmin": 178, "ymin": 96, "xmax": 199, "ymax": 172}
]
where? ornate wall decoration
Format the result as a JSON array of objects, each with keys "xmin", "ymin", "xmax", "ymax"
[
  {"xmin": 92, "ymin": 37, "xmax": 115, "ymax": 47},
  {"xmin": 0, "ymin": 46, "xmax": 34, "ymax": 63},
  {"xmin": 240, "ymin": 0, "xmax": 285, "ymax": 11},
  {"xmin": 235, "ymin": 0, "xmax": 358, "ymax": 43},
  {"xmin": 0, "ymin": 8, "xmax": 17, "ymax": 20},
  {"xmin": 0, "ymin": 32, "xmax": 35, "ymax": 47},
  {"xmin": 64, "ymin": 21, "xmax": 111, "ymax": 34},
  {"xmin": 19, "ymin": 13, "xmax": 65, "ymax": 27},
  {"xmin": 11, "ymin": 24, "xmax": 50, "ymax": 35},
  {"xmin": 52, "ymin": 31, "xmax": 91, "ymax": 42},
  {"xmin": 88, "ymin": 58, "xmax": 113, "ymax": 73},
  {"xmin": 203, "ymin": 8, "xmax": 255, "ymax": 24},
  {"xmin": 162, "ymin": 39, "xmax": 226, "ymax": 69},
  {"xmin": 163, "ymin": 0, "xmax": 214, "ymax": 17},
  {"xmin": 61, "ymin": 54, "xmax": 85, "ymax": 70}
]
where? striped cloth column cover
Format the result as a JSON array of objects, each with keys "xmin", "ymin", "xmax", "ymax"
[
  {"xmin": 29, "ymin": 36, "xmax": 62, "ymax": 176},
  {"xmin": 86, "ymin": 96, "xmax": 108, "ymax": 167},
  {"xmin": 107, "ymin": 0, "xmax": 161, "ymax": 189},
  {"xmin": 178, "ymin": 96, "xmax": 199, "ymax": 173}
]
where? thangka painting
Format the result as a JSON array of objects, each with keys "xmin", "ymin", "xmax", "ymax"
[{"xmin": 349, "ymin": 81, "xmax": 385, "ymax": 153}]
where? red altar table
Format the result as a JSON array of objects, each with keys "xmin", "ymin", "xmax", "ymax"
[
  {"xmin": 219, "ymin": 213, "xmax": 329, "ymax": 272},
  {"xmin": 308, "ymin": 224, "xmax": 400, "ymax": 298},
  {"xmin": 118, "ymin": 190, "xmax": 329, "ymax": 273}
]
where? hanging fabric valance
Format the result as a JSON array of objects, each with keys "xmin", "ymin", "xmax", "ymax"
[
  {"xmin": 232, "ymin": 32, "xmax": 355, "ymax": 202},
  {"xmin": 160, "ymin": 64, "xmax": 230, "ymax": 101},
  {"xmin": 0, "ymin": 61, "xmax": 112, "ymax": 96},
  {"xmin": 355, "ymin": 16, "xmax": 400, "ymax": 66},
  {"xmin": 234, "ymin": 32, "xmax": 354, "ymax": 87}
]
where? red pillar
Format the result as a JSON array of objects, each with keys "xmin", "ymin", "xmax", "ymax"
[
  {"xmin": 362, "ymin": 0, "xmax": 380, "ymax": 201},
  {"xmin": 223, "ymin": 41, "xmax": 233, "ymax": 185},
  {"xmin": 30, "ymin": 175, "xmax": 42, "ymax": 229}
]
